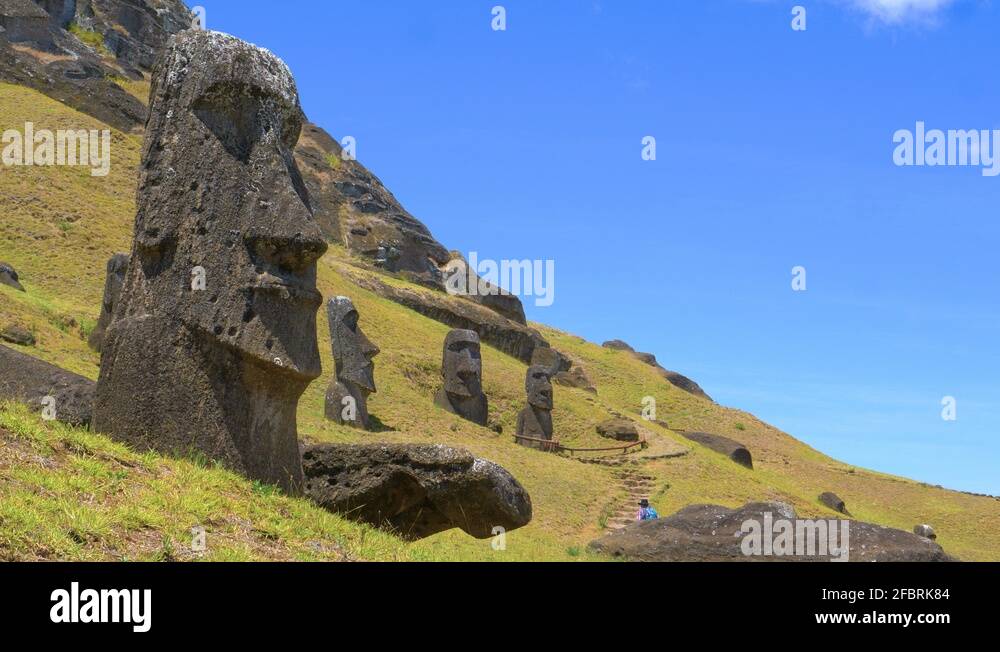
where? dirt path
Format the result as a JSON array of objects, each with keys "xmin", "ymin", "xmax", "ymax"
[{"xmin": 604, "ymin": 466, "xmax": 656, "ymax": 531}]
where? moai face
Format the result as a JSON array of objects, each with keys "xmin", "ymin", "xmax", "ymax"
[
  {"xmin": 328, "ymin": 296, "xmax": 379, "ymax": 392},
  {"xmin": 525, "ymin": 365, "xmax": 553, "ymax": 410},
  {"xmin": 442, "ymin": 329, "xmax": 483, "ymax": 398},
  {"xmin": 130, "ymin": 31, "xmax": 327, "ymax": 381}
]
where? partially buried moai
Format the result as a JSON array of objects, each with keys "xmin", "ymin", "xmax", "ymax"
[
  {"xmin": 88, "ymin": 253, "xmax": 129, "ymax": 353},
  {"xmin": 325, "ymin": 296, "xmax": 379, "ymax": 429},
  {"xmin": 516, "ymin": 365, "xmax": 554, "ymax": 447},
  {"xmin": 93, "ymin": 31, "xmax": 328, "ymax": 495},
  {"xmin": 434, "ymin": 329, "xmax": 488, "ymax": 426}
]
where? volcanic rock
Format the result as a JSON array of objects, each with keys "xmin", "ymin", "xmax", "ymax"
[
  {"xmin": 94, "ymin": 31, "xmax": 327, "ymax": 494},
  {"xmin": 0, "ymin": 344, "xmax": 94, "ymax": 426},
  {"xmin": 0, "ymin": 262, "xmax": 25, "ymax": 292},
  {"xmin": 301, "ymin": 443, "xmax": 532, "ymax": 540},
  {"xmin": 596, "ymin": 418, "xmax": 640, "ymax": 442},
  {"xmin": 601, "ymin": 338, "xmax": 712, "ymax": 401},
  {"xmin": 819, "ymin": 491, "xmax": 849, "ymax": 515},
  {"xmin": 0, "ymin": 324, "xmax": 35, "ymax": 346},
  {"xmin": 88, "ymin": 253, "xmax": 128, "ymax": 352},
  {"xmin": 589, "ymin": 501, "xmax": 954, "ymax": 562},
  {"xmin": 681, "ymin": 431, "xmax": 753, "ymax": 469}
]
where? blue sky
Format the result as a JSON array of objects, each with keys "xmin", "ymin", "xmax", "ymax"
[{"xmin": 201, "ymin": 0, "xmax": 999, "ymax": 495}]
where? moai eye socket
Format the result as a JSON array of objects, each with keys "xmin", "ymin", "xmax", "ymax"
[{"xmin": 192, "ymin": 82, "xmax": 299, "ymax": 162}]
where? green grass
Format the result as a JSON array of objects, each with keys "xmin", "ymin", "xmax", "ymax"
[
  {"xmin": 68, "ymin": 23, "xmax": 111, "ymax": 56},
  {"xmin": 2, "ymin": 83, "xmax": 999, "ymax": 561}
]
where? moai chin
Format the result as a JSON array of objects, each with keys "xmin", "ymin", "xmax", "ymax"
[
  {"xmin": 324, "ymin": 296, "xmax": 379, "ymax": 429},
  {"xmin": 433, "ymin": 329, "xmax": 489, "ymax": 426},
  {"xmin": 88, "ymin": 253, "xmax": 129, "ymax": 353},
  {"xmin": 93, "ymin": 31, "xmax": 328, "ymax": 495},
  {"xmin": 516, "ymin": 365, "xmax": 554, "ymax": 448}
]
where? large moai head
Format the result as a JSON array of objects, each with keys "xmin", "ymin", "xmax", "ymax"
[
  {"xmin": 442, "ymin": 329, "xmax": 483, "ymax": 398},
  {"xmin": 328, "ymin": 296, "xmax": 379, "ymax": 392},
  {"xmin": 434, "ymin": 329, "xmax": 488, "ymax": 425},
  {"xmin": 325, "ymin": 296, "xmax": 379, "ymax": 429},
  {"xmin": 525, "ymin": 364, "xmax": 554, "ymax": 410},
  {"xmin": 94, "ymin": 31, "xmax": 327, "ymax": 494},
  {"xmin": 130, "ymin": 30, "xmax": 327, "ymax": 378}
]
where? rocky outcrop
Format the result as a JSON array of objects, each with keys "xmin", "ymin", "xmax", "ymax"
[
  {"xmin": 0, "ymin": 325, "xmax": 35, "ymax": 346},
  {"xmin": 596, "ymin": 418, "xmax": 639, "ymax": 442},
  {"xmin": 602, "ymin": 339, "xmax": 712, "ymax": 401},
  {"xmin": 819, "ymin": 491, "xmax": 849, "ymax": 515},
  {"xmin": 94, "ymin": 31, "xmax": 327, "ymax": 495},
  {"xmin": 0, "ymin": 1, "xmax": 192, "ymax": 132},
  {"xmin": 0, "ymin": 0, "xmax": 50, "ymax": 44},
  {"xmin": 0, "ymin": 345, "xmax": 95, "ymax": 426},
  {"xmin": 589, "ymin": 501, "xmax": 955, "ymax": 562},
  {"xmin": 554, "ymin": 365, "xmax": 597, "ymax": 394},
  {"xmin": 293, "ymin": 124, "xmax": 452, "ymax": 288},
  {"xmin": 680, "ymin": 431, "xmax": 753, "ymax": 469},
  {"xmin": 914, "ymin": 524, "xmax": 937, "ymax": 540},
  {"xmin": 87, "ymin": 253, "xmax": 127, "ymax": 353},
  {"xmin": 301, "ymin": 443, "xmax": 532, "ymax": 540},
  {"xmin": 349, "ymin": 270, "xmax": 547, "ymax": 363},
  {"xmin": 0, "ymin": 262, "xmax": 25, "ymax": 292}
]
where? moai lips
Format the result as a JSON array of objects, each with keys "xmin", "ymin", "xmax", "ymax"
[
  {"xmin": 324, "ymin": 296, "xmax": 379, "ymax": 429},
  {"xmin": 93, "ymin": 31, "xmax": 327, "ymax": 494},
  {"xmin": 433, "ymin": 329, "xmax": 489, "ymax": 426}
]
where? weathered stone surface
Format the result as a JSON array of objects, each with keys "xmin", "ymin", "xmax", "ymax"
[
  {"xmin": 819, "ymin": 491, "xmax": 849, "ymax": 515},
  {"xmin": 324, "ymin": 296, "xmax": 379, "ymax": 430},
  {"xmin": 350, "ymin": 270, "xmax": 546, "ymax": 363},
  {"xmin": 0, "ymin": 0, "xmax": 50, "ymax": 44},
  {"xmin": 301, "ymin": 443, "xmax": 532, "ymax": 540},
  {"xmin": 0, "ymin": 345, "xmax": 94, "ymax": 426},
  {"xmin": 516, "ymin": 365, "xmax": 554, "ymax": 447},
  {"xmin": 589, "ymin": 501, "xmax": 954, "ymax": 562},
  {"xmin": 530, "ymin": 344, "xmax": 571, "ymax": 375},
  {"xmin": 554, "ymin": 368, "xmax": 597, "ymax": 393},
  {"xmin": 0, "ymin": 324, "xmax": 34, "ymax": 346},
  {"xmin": 88, "ymin": 253, "xmax": 128, "ymax": 352},
  {"xmin": 596, "ymin": 418, "xmax": 639, "ymax": 442},
  {"xmin": 433, "ymin": 329, "xmax": 488, "ymax": 426},
  {"xmin": 94, "ymin": 31, "xmax": 328, "ymax": 494},
  {"xmin": 0, "ymin": 262, "xmax": 25, "ymax": 292},
  {"xmin": 914, "ymin": 524, "xmax": 937, "ymax": 540},
  {"xmin": 601, "ymin": 338, "xmax": 712, "ymax": 401},
  {"xmin": 680, "ymin": 431, "xmax": 753, "ymax": 469},
  {"xmin": 73, "ymin": 0, "xmax": 193, "ymax": 71},
  {"xmin": 441, "ymin": 254, "xmax": 527, "ymax": 324}
]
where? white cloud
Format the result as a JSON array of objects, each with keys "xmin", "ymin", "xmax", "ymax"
[{"xmin": 841, "ymin": 0, "xmax": 958, "ymax": 24}]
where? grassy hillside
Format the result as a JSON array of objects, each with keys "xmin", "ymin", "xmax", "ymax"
[{"xmin": 2, "ymin": 83, "xmax": 998, "ymax": 561}]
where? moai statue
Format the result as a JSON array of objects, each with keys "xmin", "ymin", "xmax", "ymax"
[
  {"xmin": 433, "ymin": 329, "xmax": 488, "ymax": 426},
  {"xmin": 88, "ymin": 253, "xmax": 129, "ymax": 353},
  {"xmin": 93, "ymin": 31, "xmax": 328, "ymax": 495},
  {"xmin": 516, "ymin": 365, "xmax": 554, "ymax": 447},
  {"xmin": 324, "ymin": 296, "xmax": 379, "ymax": 429}
]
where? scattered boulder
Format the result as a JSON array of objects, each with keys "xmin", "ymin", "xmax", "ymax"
[
  {"xmin": 589, "ymin": 501, "xmax": 954, "ymax": 562},
  {"xmin": 680, "ymin": 431, "xmax": 753, "ymax": 469},
  {"xmin": 94, "ymin": 31, "xmax": 328, "ymax": 495},
  {"xmin": 88, "ymin": 253, "xmax": 128, "ymax": 353},
  {"xmin": 602, "ymin": 339, "xmax": 712, "ymax": 401},
  {"xmin": 554, "ymin": 365, "xmax": 597, "ymax": 394},
  {"xmin": 433, "ymin": 329, "xmax": 488, "ymax": 426},
  {"xmin": 0, "ymin": 345, "xmax": 95, "ymax": 426},
  {"xmin": 516, "ymin": 365, "xmax": 555, "ymax": 448},
  {"xmin": 914, "ymin": 524, "xmax": 937, "ymax": 540},
  {"xmin": 819, "ymin": 491, "xmax": 850, "ymax": 515},
  {"xmin": 0, "ymin": 324, "xmax": 35, "ymax": 346},
  {"xmin": 324, "ymin": 297, "xmax": 379, "ymax": 430},
  {"xmin": 0, "ymin": 261, "xmax": 25, "ymax": 292},
  {"xmin": 596, "ymin": 418, "xmax": 640, "ymax": 442},
  {"xmin": 301, "ymin": 443, "xmax": 532, "ymax": 540}
]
